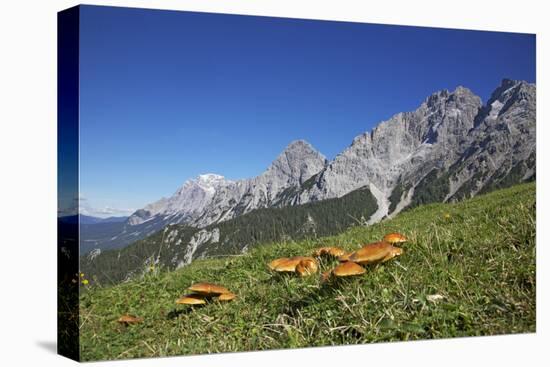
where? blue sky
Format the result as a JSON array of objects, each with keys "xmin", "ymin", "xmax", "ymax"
[{"xmin": 78, "ymin": 5, "xmax": 535, "ymax": 217}]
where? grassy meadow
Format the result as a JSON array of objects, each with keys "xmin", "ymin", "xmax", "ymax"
[{"xmin": 79, "ymin": 182, "xmax": 536, "ymax": 361}]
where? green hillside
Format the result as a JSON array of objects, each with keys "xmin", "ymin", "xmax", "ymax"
[{"xmin": 79, "ymin": 183, "xmax": 535, "ymax": 361}]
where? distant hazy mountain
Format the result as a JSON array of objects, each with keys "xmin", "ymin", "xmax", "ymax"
[
  {"xmin": 59, "ymin": 214, "xmax": 128, "ymax": 225},
  {"xmin": 81, "ymin": 79, "xmax": 535, "ymax": 255}
]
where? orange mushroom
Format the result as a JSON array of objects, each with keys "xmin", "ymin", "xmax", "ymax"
[
  {"xmin": 187, "ymin": 282, "xmax": 230, "ymax": 296},
  {"xmin": 349, "ymin": 242, "xmax": 403, "ymax": 265},
  {"xmin": 313, "ymin": 246, "xmax": 346, "ymax": 258},
  {"xmin": 269, "ymin": 256, "xmax": 316, "ymax": 273},
  {"xmin": 117, "ymin": 314, "xmax": 143, "ymax": 325},
  {"xmin": 268, "ymin": 257, "xmax": 291, "ymax": 270},
  {"xmin": 332, "ymin": 261, "xmax": 366, "ymax": 277},
  {"xmin": 176, "ymin": 294, "xmax": 207, "ymax": 305},
  {"xmin": 382, "ymin": 232, "xmax": 408, "ymax": 245},
  {"xmin": 217, "ymin": 292, "xmax": 237, "ymax": 302},
  {"xmin": 295, "ymin": 258, "xmax": 319, "ymax": 277},
  {"xmin": 338, "ymin": 252, "xmax": 354, "ymax": 262}
]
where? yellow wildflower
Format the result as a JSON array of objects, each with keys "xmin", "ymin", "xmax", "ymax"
[{"xmin": 81, "ymin": 279, "xmax": 89, "ymax": 285}]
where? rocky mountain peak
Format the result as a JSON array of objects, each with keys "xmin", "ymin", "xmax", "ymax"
[
  {"xmin": 197, "ymin": 173, "xmax": 226, "ymax": 183},
  {"xmin": 284, "ymin": 139, "xmax": 312, "ymax": 150},
  {"xmin": 475, "ymin": 79, "xmax": 535, "ymax": 127},
  {"xmin": 425, "ymin": 85, "xmax": 480, "ymax": 110},
  {"xmin": 490, "ymin": 79, "xmax": 534, "ymax": 103},
  {"xmin": 449, "ymin": 86, "xmax": 480, "ymax": 105},
  {"xmin": 127, "ymin": 173, "xmax": 233, "ymax": 225},
  {"xmin": 452, "ymin": 85, "xmax": 471, "ymax": 94},
  {"xmin": 265, "ymin": 140, "xmax": 327, "ymax": 185},
  {"xmin": 489, "ymin": 79, "xmax": 522, "ymax": 103},
  {"xmin": 500, "ymin": 78, "xmax": 520, "ymax": 91},
  {"xmin": 176, "ymin": 174, "xmax": 229, "ymax": 195},
  {"xmin": 193, "ymin": 173, "xmax": 228, "ymax": 190},
  {"xmin": 274, "ymin": 140, "xmax": 324, "ymax": 161},
  {"xmin": 425, "ymin": 89, "xmax": 450, "ymax": 107},
  {"xmin": 418, "ymin": 85, "xmax": 482, "ymax": 146}
]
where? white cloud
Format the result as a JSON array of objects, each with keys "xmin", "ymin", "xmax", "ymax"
[
  {"xmin": 81, "ymin": 205, "xmax": 135, "ymax": 218},
  {"xmin": 59, "ymin": 195, "xmax": 135, "ymax": 218}
]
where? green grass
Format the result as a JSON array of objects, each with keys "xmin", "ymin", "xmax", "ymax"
[{"xmin": 79, "ymin": 182, "xmax": 536, "ymax": 361}]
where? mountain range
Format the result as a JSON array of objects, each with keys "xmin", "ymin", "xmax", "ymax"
[
  {"xmin": 60, "ymin": 214, "xmax": 128, "ymax": 225},
  {"xmin": 81, "ymin": 79, "xmax": 536, "ymax": 268}
]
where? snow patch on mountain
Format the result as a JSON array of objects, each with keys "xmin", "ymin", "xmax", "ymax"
[{"xmin": 128, "ymin": 174, "xmax": 234, "ymax": 226}]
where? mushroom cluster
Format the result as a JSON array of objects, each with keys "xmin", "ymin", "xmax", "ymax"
[
  {"xmin": 325, "ymin": 233, "xmax": 407, "ymax": 281},
  {"xmin": 268, "ymin": 233, "xmax": 407, "ymax": 283},
  {"xmin": 115, "ymin": 233, "xmax": 408, "ymax": 326},
  {"xmin": 176, "ymin": 282, "xmax": 236, "ymax": 306}
]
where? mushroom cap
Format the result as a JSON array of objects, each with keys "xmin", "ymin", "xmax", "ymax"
[
  {"xmin": 381, "ymin": 246, "xmax": 404, "ymax": 262},
  {"xmin": 217, "ymin": 292, "xmax": 237, "ymax": 302},
  {"xmin": 383, "ymin": 232, "xmax": 408, "ymax": 244},
  {"xmin": 295, "ymin": 258, "xmax": 319, "ymax": 276},
  {"xmin": 332, "ymin": 261, "xmax": 366, "ymax": 277},
  {"xmin": 328, "ymin": 247, "xmax": 346, "ymax": 257},
  {"xmin": 313, "ymin": 246, "xmax": 346, "ymax": 258},
  {"xmin": 117, "ymin": 314, "xmax": 143, "ymax": 324},
  {"xmin": 349, "ymin": 242, "xmax": 396, "ymax": 265},
  {"xmin": 273, "ymin": 257, "xmax": 302, "ymax": 272},
  {"xmin": 187, "ymin": 282, "xmax": 230, "ymax": 295},
  {"xmin": 268, "ymin": 257, "xmax": 290, "ymax": 270},
  {"xmin": 176, "ymin": 294, "xmax": 207, "ymax": 305},
  {"xmin": 273, "ymin": 256, "xmax": 314, "ymax": 272}
]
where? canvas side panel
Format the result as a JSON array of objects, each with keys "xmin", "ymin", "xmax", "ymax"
[{"xmin": 57, "ymin": 5, "xmax": 80, "ymax": 362}]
